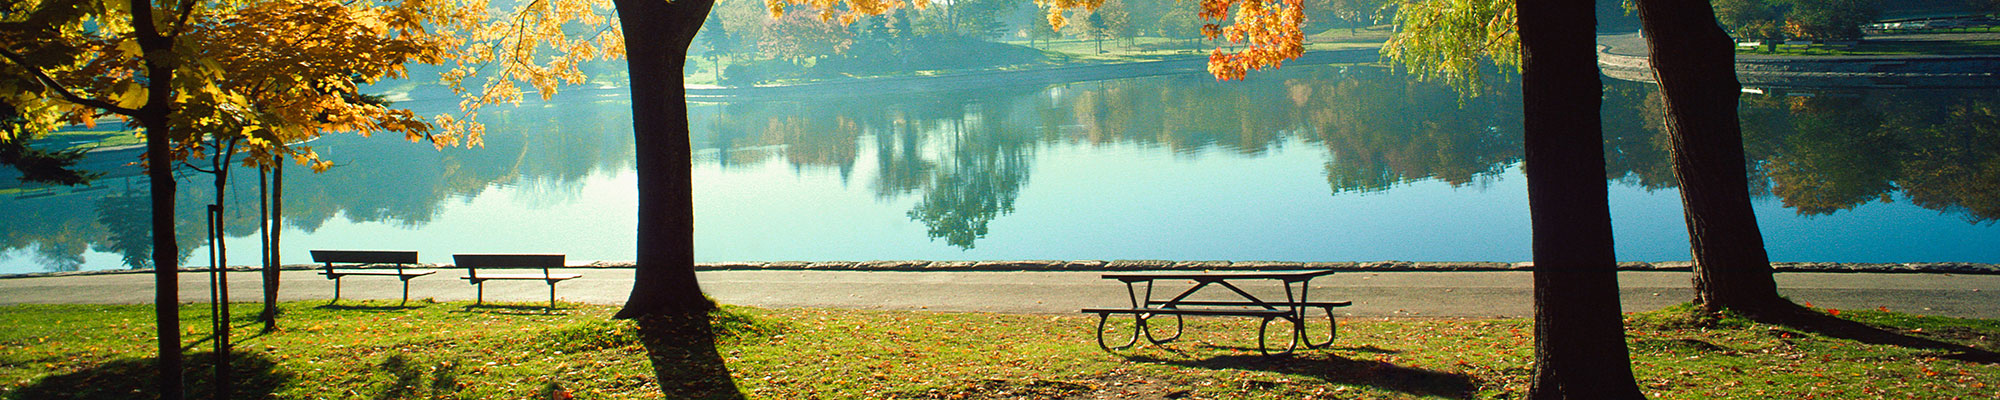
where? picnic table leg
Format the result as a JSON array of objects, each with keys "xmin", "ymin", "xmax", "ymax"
[
  {"xmin": 1257, "ymin": 316, "xmax": 1299, "ymax": 357},
  {"xmin": 1302, "ymin": 306, "xmax": 1338, "ymax": 349},
  {"xmin": 1095, "ymin": 313, "xmax": 1141, "ymax": 351},
  {"xmin": 399, "ymin": 278, "xmax": 412, "ymax": 306},
  {"xmin": 474, "ymin": 281, "xmax": 484, "ymax": 306},
  {"xmin": 1142, "ymin": 313, "xmax": 1182, "ymax": 344},
  {"xmin": 332, "ymin": 277, "xmax": 342, "ymax": 304}
]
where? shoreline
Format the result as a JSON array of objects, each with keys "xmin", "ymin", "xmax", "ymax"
[
  {"xmin": 1595, "ymin": 32, "xmax": 2000, "ymax": 88},
  {"xmin": 6, "ymin": 259, "xmax": 1995, "ymax": 280}
]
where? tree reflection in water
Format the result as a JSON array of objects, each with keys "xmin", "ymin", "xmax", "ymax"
[
  {"xmin": 1601, "ymin": 81, "xmax": 2000, "ymax": 224},
  {"xmin": 4, "ymin": 67, "xmax": 1998, "ymax": 270}
]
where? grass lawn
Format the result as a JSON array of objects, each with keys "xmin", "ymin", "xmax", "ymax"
[
  {"xmin": 29, "ymin": 128, "xmax": 143, "ymax": 151},
  {"xmin": 1, "ymin": 301, "xmax": 1994, "ymax": 399}
]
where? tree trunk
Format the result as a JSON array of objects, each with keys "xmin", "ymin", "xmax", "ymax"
[
  {"xmin": 207, "ymin": 156, "xmax": 232, "ymax": 396},
  {"xmin": 1516, "ymin": 0, "xmax": 1645, "ymax": 398},
  {"xmin": 130, "ymin": 0, "xmax": 182, "ymax": 397},
  {"xmin": 612, "ymin": 0, "xmax": 718, "ymax": 320},
  {"xmin": 261, "ymin": 158, "xmax": 282, "ymax": 331},
  {"xmin": 1632, "ymin": 0, "xmax": 1788, "ymax": 315}
]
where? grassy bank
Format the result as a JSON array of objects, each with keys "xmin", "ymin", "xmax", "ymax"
[{"xmin": 1, "ymin": 301, "xmax": 1994, "ymax": 399}]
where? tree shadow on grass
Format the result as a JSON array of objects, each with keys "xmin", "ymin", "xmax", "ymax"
[
  {"xmin": 9, "ymin": 351, "xmax": 291, "ymax": 400},
  {"xmin": 314, "ymin": 303, "xmax": 425, "ymax": 312},
  {"xmin": 454, "ymin": 303, "xmax": 569, "ymax": 315},
  {"xmin": 1749, "ymin": 303, "xmax": 2000, "ymax": 363},
  {"xmin": 373, "ymin": 352, "xmax": 462, "ymax": 400},
  {"xmin": 1124, "ymin": 351, "xmax": 1477, "ymax": 399},
  {"xmin": 634, "ymin": 313, "xmax": 744, "ymax": 400}
]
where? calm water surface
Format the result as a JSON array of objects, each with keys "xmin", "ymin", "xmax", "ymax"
[{"xmin": 3, "ymin": 65, "xmax": 1996, "ymax": 274}]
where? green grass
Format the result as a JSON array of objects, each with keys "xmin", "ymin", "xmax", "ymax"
[
  {"xmin": 31, "ymin": 128, "xmax": 143, "ymax": 151},
  {"xmin": 2, "ymin": 301, "xmax": 1996, "ymax": 399}
]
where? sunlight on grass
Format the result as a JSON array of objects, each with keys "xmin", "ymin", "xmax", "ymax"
[{"xmin": 1, "ymin": 301, "xmax": 1994, "ymax": 399}]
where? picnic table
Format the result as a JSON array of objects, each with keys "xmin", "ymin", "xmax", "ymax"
[{"xmin": 1080, "ymin": 269, "xmax": 1351, "ymax": 356}]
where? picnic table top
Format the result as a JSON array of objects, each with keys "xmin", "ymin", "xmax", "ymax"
[{"xmin": 1099, "ymin": 269, "xmax": 1337, "ymax": 282}]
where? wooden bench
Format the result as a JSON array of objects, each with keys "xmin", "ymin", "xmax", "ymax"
[
  {"xmin": 452, "ymin": 254, "xmax": 581, "ymax": 310},
  {"xmin": 311, "ymin": 250, "xmax": 435, "ymax": 305}
]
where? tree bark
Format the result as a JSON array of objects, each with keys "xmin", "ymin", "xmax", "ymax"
[
  {"xmin": 262, "ymin": 158, "xmax": 282, "ymax": 331},
  {"xmin": 130, "ymin": 0, "xmax": 182, "ymax": 397},
  {"xmin": 206, "ymin": 152, "xmax": 233, "ymax": 397},
  {"xmin": 1632, "ymin": 0, "xmax": 1787, "ymax": 315},
  {"xmin": 612, "ymin": 0, "xmax": 718, "ymax": 320},
  {"xmin": 1516, "ymin": 0, "xmax": 1645, "ymax": 398}
]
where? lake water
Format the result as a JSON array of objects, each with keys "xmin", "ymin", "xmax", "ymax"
[{"xmin": 3, "ymin": 64, "xmax": 1996, "ymax": 274}]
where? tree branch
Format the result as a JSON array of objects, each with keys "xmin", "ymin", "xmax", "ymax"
[
  {"xmin": 0, "ymin": 46, "xmax": 140, "ymax": 116},
  {"xmin": 170, "ymin": 0, "xmax": 201, "ymax": 39},
  {"xmin": 182, "ymin": 160, "xmax": 216, "ymax": 174}
]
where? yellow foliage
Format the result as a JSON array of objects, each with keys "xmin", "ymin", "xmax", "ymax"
[
  {"xmin": 765, "ymin": 0, "xmax": 1305, "ymax": 81},
  {"xmin": 4, "ymin": 0, "xmax": 626, "ymax": 172}
]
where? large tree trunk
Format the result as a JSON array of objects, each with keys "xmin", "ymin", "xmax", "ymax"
[
  {"xmin": 1632, "ymin": 0, "xmax": 1788, "ymax": 315},
  {"xmin": 1516, "ymin": 0, "xmax": 1645, "ymax": 398},
  {"xmin": 612, "ymin": 0, "xmax": 718, "ymax": 320},
  {"xmin": 130, "ymin": 0, "xmax": 182, "ymax": 397}
]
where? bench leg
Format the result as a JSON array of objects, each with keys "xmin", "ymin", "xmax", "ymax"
[
  {"xmin": 400, "ymin": 278, "xmax": 411, "ymax": 306},
  {"xmin": 475, "ymin": 282, "xmax": 484, "ymax": 306},
  {"xmin": 332, "ymin": 278, "xmax": 342, "ymax": 304},
  {"xmin": 547, "ymin": 281, "xmax": 558, "ymax": 312}
]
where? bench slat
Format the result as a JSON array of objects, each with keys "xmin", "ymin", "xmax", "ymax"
[
  {"xmin": 1080, "ymin": 307, "xmax": 1292, "ymax": 317},
  {"xmin": 463, "ymin": 273, "xmax": 582, "ymax": 280},
  {"xmin": 1148, "ymin": 300, "xmax": 1353, "ymax": 308},
  {"xmin": 321, "ymin": 270, "xmax": 435, "ymax": 277},
  {"xmin": 453, "ymin": 254, "xmax": 564, "ymax": 268},
  {"xmin": 311, "ymin": 250, "xmax": 418, "ymax": 264}
]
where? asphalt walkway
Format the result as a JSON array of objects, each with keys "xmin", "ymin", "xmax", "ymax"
[
  {"xmin": 1597, "ymin": 31, "xmax": 2000, "ymax": 58},
  {"xmin": 1, "ymin": 270, "xmax": 1994, "ymax": 318}
]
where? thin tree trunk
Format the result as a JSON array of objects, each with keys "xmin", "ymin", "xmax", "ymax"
[
  {"xmin": 130, "ymin": 0, "xmax": 182, "ymax": 396},
  {"xmin": 259, "ymin": 168, "xmax": 270, "ymax": 326},
  {"xmin": 261, "ymin": 157, "xmax": 282, "ymax": 331},
  {"xmin": 208, "ymin": 144, "xmax": 233, "ymax": 398},
  {"xmin": 1632, "ymin": 0, "xmax": 1788, "ymax": 315},
  {"xmin": 612, "ymin": 0, "xmax": 718, "ymax": 320},
  {"xmin": 1517, "ymin": 0, "xmax": 1645, "ymax": 398}
]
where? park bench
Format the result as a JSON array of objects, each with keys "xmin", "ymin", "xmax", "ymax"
[
  {"xmin": 452, "ymin": 254, "xmax": 581, "ymax": 310},
  {"xmin": 1080, "ymin": 270, "xmax": 1352, "ymax": 356},
  {"xmin": 311, "ymin": 250, "xmax": 435, "ymax": 305}
]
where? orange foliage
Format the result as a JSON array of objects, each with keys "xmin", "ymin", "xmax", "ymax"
[{"xmin": 765, "ymin": 0, "xmax": 1307, "ymax": 81}]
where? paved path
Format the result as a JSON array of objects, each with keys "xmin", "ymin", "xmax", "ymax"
[
  {"xmin": 1597, "ymin": 31, "xmax": 2000, "ymax": 59},
  {"xmin": 2, "ymin": 270, "xmax": 1994, "ymax": 318}
]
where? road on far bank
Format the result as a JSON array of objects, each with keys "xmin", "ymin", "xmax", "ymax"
[{"xmin": 1, "ymin": 270, "xmax": 1994, "ymax": 319}]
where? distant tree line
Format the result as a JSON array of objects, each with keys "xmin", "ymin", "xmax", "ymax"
[
  {"xmin": 690, "ymin": 0, "xmax": 1410, "ymax": 85},
  {"xmin": 1712, "ymin": 0, "xmax": 1880, "ymax": 44}
]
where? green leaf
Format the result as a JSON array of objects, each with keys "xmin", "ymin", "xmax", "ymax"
[{"xmin": 113, "ymin": 81, "xmax": 146, "ymax": 109}]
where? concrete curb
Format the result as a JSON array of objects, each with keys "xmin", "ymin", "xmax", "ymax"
[{"xmin": 8, "ymin": 260, "xmax": 1994, "ymax": 279}]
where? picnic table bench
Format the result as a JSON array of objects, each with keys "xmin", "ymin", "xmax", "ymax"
[
  {"xmin": 1080, "ymin": 269, "xmax": 1351, "ymax": 356},
  {"xmin": 311, "ymin": 250, "xmax": 435, "ymax": 305},
  {"xmin": 453, "ymin": 254, "xmax": 581, "ymax": 311}
]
